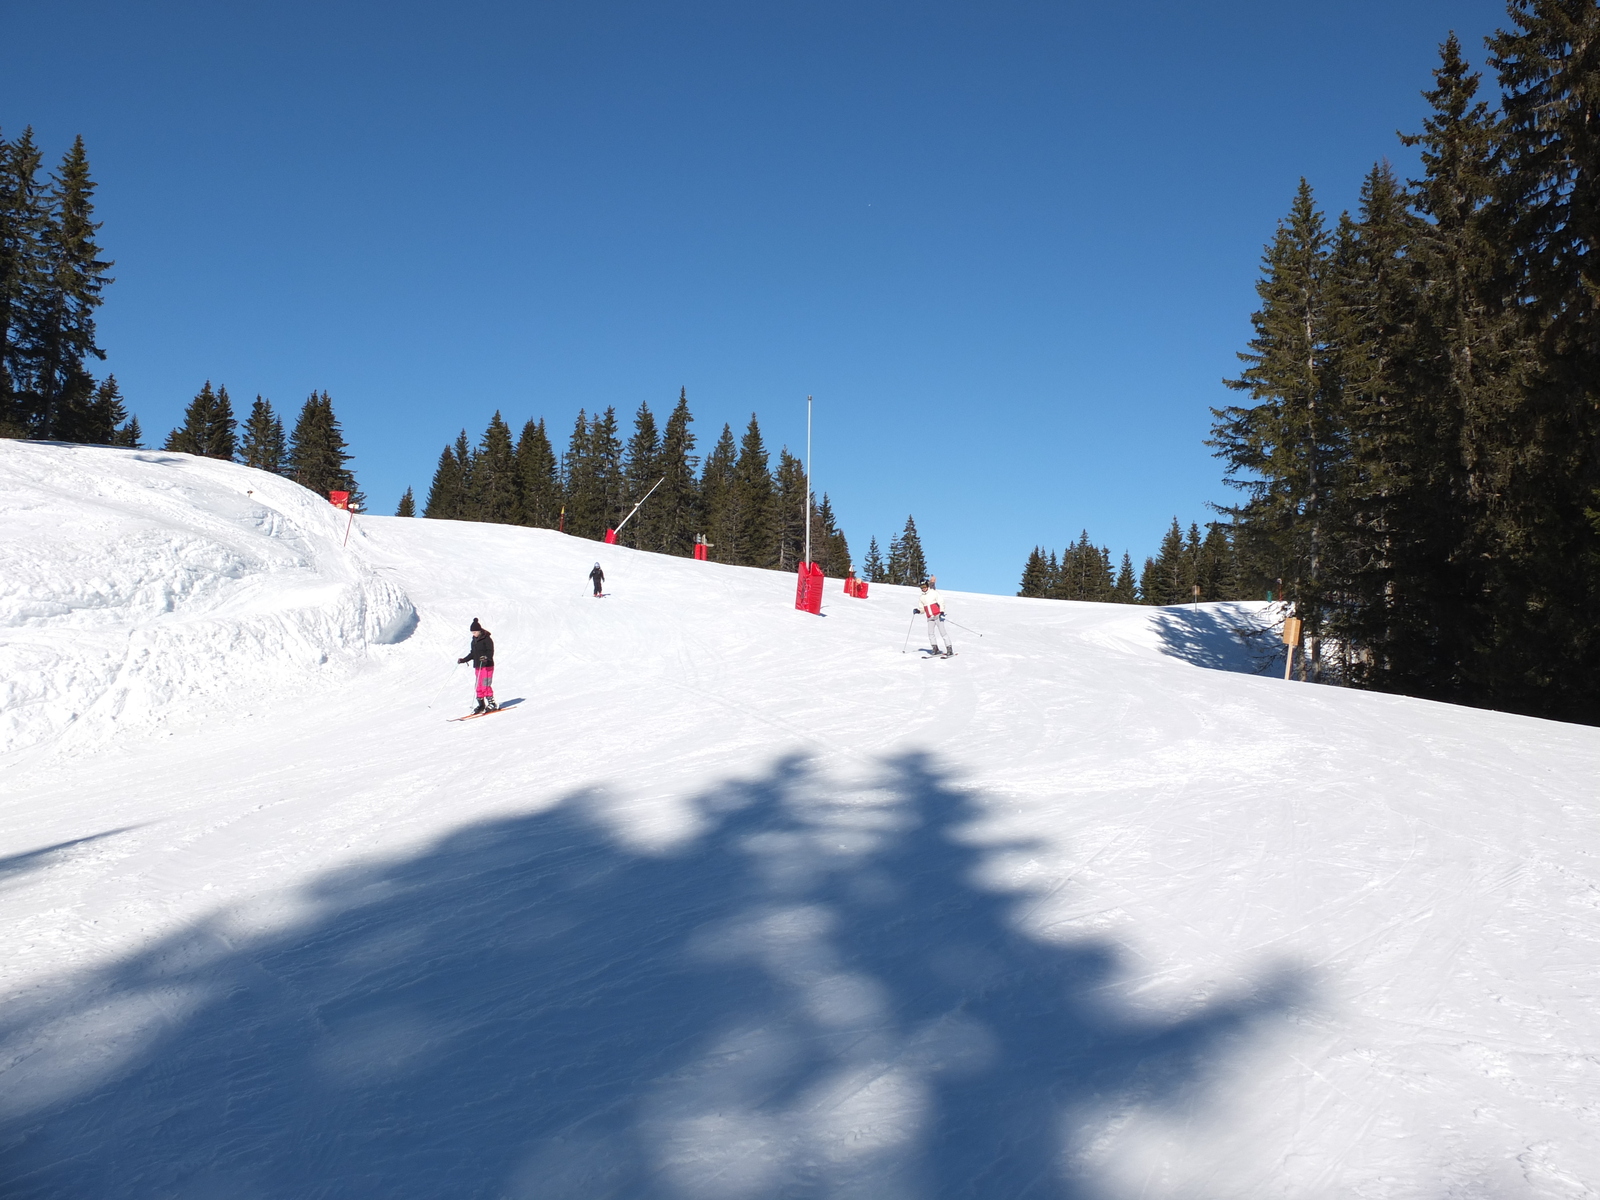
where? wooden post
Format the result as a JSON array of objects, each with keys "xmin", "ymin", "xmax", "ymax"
[{"xmin": 1282, "ymin": 615, "xmax": 1303, "ymax": 681}]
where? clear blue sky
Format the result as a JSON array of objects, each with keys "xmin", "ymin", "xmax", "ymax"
[{"xmin": 6, "ymin": 0, "xmax": 1509, "ymax": 594}]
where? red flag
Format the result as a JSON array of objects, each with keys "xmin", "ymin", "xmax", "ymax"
[{"xmin": 328, "ymin": 491, "xmax": 350, "ymax": 509}]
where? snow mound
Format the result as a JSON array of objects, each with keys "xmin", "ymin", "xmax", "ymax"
[{"xmin": 0, "ymin": 441, "xmax": 415, "ymax": 757}]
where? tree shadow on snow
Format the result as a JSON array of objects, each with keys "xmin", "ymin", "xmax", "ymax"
[
  {"xmin": 0, "ymin": 754, "xmax": 1302, "ymax": 1199},
  {"xmin": 1151, "ymin": 606, "xmax": 1283, "ymax": 676}
]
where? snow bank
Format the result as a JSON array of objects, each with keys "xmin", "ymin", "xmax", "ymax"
[{"xmin": 0, "ymin": 441, "xmax": 415, "ymax": 757}]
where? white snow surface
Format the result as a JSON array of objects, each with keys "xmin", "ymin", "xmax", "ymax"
[{"xmin": 3, "ymin": 439, "xmax": 1600, "ymax": 1199}]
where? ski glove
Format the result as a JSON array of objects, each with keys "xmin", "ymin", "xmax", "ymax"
[{"xmin": 457, "ymin": 656, "xmax": 470, "ymax": 664}]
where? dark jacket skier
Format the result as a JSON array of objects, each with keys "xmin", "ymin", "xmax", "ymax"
[
  {"xmin": 457, "ymin": 618, "xmax": 496, "ymax": 712},
  {"xmin": 589, "ymin": 562, "xmax": 605, "ymax": 597}
]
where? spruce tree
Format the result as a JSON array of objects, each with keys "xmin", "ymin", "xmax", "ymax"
[
  {"xmin": 165, "ymin": 382, "xmax": 219, "ymax": 455},
  {"xmin": 1114, "ymin": 552, "xmax": 1138, "ymax": 603},
  {"xmin": 204, "ymin": 384, "xmax": 237, "ymax": 460},
  {"xmin": 1019, "ymin": 547, "xmax": 1050, "ymax": 597},
  {"xmin": 1483, "ymin": 6, "xmax": 1600, "ymax": 719},
  {"xmin": 31, "ymin": 137, "xmax": 111, "ymax": 441},
  {"xmin": 240, "ymin": 396, "xmax": 286, "ymax": 473},
  {"xmin": 1211, "ymin": 182, "xmax": 1344, "ymax": 666},
  {"xmin": 474, "ymin": 411, "xmax": 520, "ymax": 524},
  {"xmin": 886, "ymin": 515, "xmax": 927, "ymax": 585},
  {"xmin": 82, "ymin": 374, "xmax": 125, "ymax": 445},
  {"xmin": 862, "ymin": 535, "xmax": 885, "ymax": 583},
  {"xmin": 514, "ymin": 417, "xmax": 561, "ymax": 528},
  {"xmin": 700, "ymin": 423, "xmax": 739, "ymax": 563},
  {"xmin": 287, "ymin": 391, "xmax": 358, "ymax": 502},
  {"xmin": 562, "ymin": 409, "xmax": 602, "ymax": 538},
  {"xmin": 656, "ymin": 388, "xmax": 700, "ymax": 556},
  {"xmin": 592, "ymin": 407, "xmax": 625, "ymax": 536},
  {"xmin": 118, "ymin": 413, "xmax": 142, "ymax": 449},
  {"xmin": 423, "ymin": 443, "xmax": 466, "ymax": 518},
  {"xmin": 815, "ymin": 492, "xmax": 851, "ymax": 577},
  {"xmin": 0, "ymin": 129, "xmax": 48, "ymax": 437},
  {"xmin": 770, "ymin": 446, "xmax": 808, "ymax": 569},
  {"xmin": 730, "ymin": 415, "xmax": 774, "ymax": 566},
  {"xmin": 1143, "ymin": 518, "xmax": 1187, "ymax": 605},
  {"xmin": 622, "ymin": 401, "xmax": 661, "ymax": 550},
  {"xmin": 395, "ymin": 487, "xmax": 415, "ymax": 517}
]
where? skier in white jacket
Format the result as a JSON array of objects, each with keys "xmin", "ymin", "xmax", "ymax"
[{"xmin": 914, "ymin": 577, "xmax": 954, "ymax": 657}]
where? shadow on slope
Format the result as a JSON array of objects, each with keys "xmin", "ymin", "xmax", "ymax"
[
  {"xmin": 0, "ymin": 754, "xmax": 1301, "ymax": 1199},
  {"xmin": 1152, "ymin": 606, "xmax": 1283, "ymax": 676}
]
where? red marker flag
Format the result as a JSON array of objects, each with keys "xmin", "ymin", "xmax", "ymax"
[{"xmin": 328, "ymin": 491, "xmax": 350, "ymax": 509}]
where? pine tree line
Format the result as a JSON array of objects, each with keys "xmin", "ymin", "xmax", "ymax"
[
  {"xmin": 163, "ymin": 383, "xmax": 361, "ymax": 504},
  {"xmin": 1214, "ymin": 10, "xmax": 1600, "ymax": 721},
  {"xmin": 1015, "ymin": 518, "xmax": 1250, "ymax": 604},
  {"xmin": 0, "ymin": 128, "xmax": 132, "ymax": 444},
  {"xmin": 416, "ymin": 389, "xmax": 853, "ymax": 574}
]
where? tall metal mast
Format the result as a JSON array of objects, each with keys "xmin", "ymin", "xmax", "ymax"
[{"xmin": 804, "ymin": 395, "xmax": 813, "ymax": 567}]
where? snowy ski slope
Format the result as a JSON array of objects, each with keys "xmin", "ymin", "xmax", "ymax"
[{"xmin": 3, "ymin": 440, "xmax": 1600, "ymax": 1199}]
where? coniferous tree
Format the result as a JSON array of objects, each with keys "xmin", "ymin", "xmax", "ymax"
[
  {"xmin": 424, "ymin": 441, "xmax": 467, "ymax": 519},
  {"xmin": 862, "ymin": 535, "xmax": 885, "ymax": 583},
  {"xmin": 656, "ymin": 389, "xmax": 700, "ymax": 556},
  {"xmin": 886, "ymin": 515, "xmax": 927, "ymax": 585},
  {"xmin": 700, "ymin": 422, "xmax": 739, "ymax": 563},
  {"xmin": 770, "ymin": 447, "xmax": 809, "ymax": 569},
  {"xmin": 1211, "ymin": 181, "xmax": 1344, "ymax": 669},
  {"xmin": 1141, "ymin": 518, "xmax": 1187, "ymax": 605},
  {"xmin": 1114, "ymin": 552, "xmax": 1139, "ymax": 603},
  {"xmin": 165, "ymin": 381, "xmax": 219, "ymax": 456},
  {"xmin": 287, "ymin": 391, "xmax": 358, "ymax": 503},
  {"xmin": 0, "ymin": 129, "xmax": 48, "ymax": 437},
  {"xmin": 592, "ymin": 406, "xmax": 625, "ymax": 536},
  {"xmin": 730, "ymin": 415, "xmax": 774, "ymax": 566},
  {"xmin": 81, "ymin": 374, "xmax": 125, "ymax": 445},
  {"xmin": 815, "ymin": 492, "xmax": 851, "ymax": 577},
  {"xmin": 515, "ymin": 417, "xmax": 561, "ymax": 529},
  {"xmin": 622, "ymin": 401, "xmax": 661, "ymax": 550},
  {"xmin": 117, "ymin": 413, "xmax": 142, "ymax": 449},
  {"xmin": 240, "ymin": 396, "xmax": 286, "ymax": 472},
  {"xmin": 396, "ymin": 487, "xmax": 415, "ymax": 517},
  {"xmin": 474, "ymin": 411, "xmax": 520, "ymax": 524},
  {"xmin": 1019, "ymin": 547, "xmax": 1050, "ymax": 597}
]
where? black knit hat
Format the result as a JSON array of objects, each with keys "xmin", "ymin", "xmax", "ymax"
[{"xmin": 470, "ymin": 618, "xmax": 482, "ymax": 631}]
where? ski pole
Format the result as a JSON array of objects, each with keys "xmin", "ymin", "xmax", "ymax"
[
  {"xmin": 947, "ymin": 619, "xmax": 985, "ymax": 638},
  {"xmin": 901, "ymin": 612, "xmax": 918, "ymax": 653},
  {"xmin": 427, "ymin": 661, "xmax": 460, "ymax": 708}
]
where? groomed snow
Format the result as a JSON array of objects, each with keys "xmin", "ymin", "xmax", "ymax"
[{"xmin": 3, "ymin": 439, "xmax": 1599, "ymax": 1199}]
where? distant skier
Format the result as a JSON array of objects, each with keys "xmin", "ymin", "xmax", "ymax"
[
  {"xmin": 589, "ymin": 562, "xmax": 605, "ymax": 597},
  {"xmin": 457, "ymin": 618, "xmax": 497, "ymax": 713},
  {"xmin": 914, "ymin": 577, "xmax": 955, "ymax": 657}
]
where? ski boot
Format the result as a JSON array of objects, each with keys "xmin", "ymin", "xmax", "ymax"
[
  {"xmin": 485, "ymin": 699, "xmax": 498, "ymax": 712},
  {"xmin": 473, "ymin": 699, "xmax": 487, "ymax": 715}
]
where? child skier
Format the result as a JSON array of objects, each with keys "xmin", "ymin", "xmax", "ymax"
[
  {"xmin": 589, "ymin": 562, "xmax": 605, "ymax": 597},
  {"xmin": 914, "ymin": 577, "xmax": 955, "ymax": 657},
  {"xmin": 457, "ymin": 618, "xmax": 497, "ymax": 713}
]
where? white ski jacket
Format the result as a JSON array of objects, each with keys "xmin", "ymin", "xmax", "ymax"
[{"xmin": 917, "ymin": 589, "xmax": 946, "ymax": 618}]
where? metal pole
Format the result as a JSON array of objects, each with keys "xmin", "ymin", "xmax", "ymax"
[
  {"xmin": 613, "ymin": 476, "xmax": 665, "ymax": 536},
  {"xmin": 804, "ymin": 395, "xmax": 812, "ymax": 568},
  {"xmin": 901, "ymin": 611, "xmax": 918, "ymax": 653}
]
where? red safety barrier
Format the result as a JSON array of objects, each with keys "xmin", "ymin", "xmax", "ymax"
[
  {"xmin": 328, "ymin": 490, "xmax": 350, "ymax": 509},
  {"xmin": 855, "ymin": 579, "xmax": 868, "ymax": 599},
  {"xmin": 794, "ymin": 562, "xmax": 824, "ymax": 613},
  {"xmin": 603, "ymin": 528, "xmax": 617, "ymax": 544},
  {"xmin": 843, "ymin": 573, "xmax": 857, "ymax": 596},
  {"xmin": 693, "ymin": 542, "xmax": 708, "ymax": 561}
]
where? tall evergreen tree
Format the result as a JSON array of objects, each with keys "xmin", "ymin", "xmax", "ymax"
[
  {"xmin": 622, "ymin": 401, "xmax": 661, "ymax": 550},
  {"xmin": 29, "ymin": 137, "xmax": 111, "ymax": 441},
  {"xmin": 474, "ymin": 411, "xmax": 520, "ymax": 524},
  {"xmin": 118, "ymin": 413, "xmax": 142, "ymax": 449},
  {"xmin": 0, "ymin": 129, "xmax": 48, "ymax": 437},
  {"xmin": 770, "ymin": 447, "xmax": 809, "ymax": 569},
  {"xmin": 656, "ymin": 388, "xmax": 700, "ymax": 556},
  {"xmin": 699, "ymin": 423, "xmax": 739, "ymax": 563},
  {"xmin": 165, "ymin": 382, "xmax": 221, "ymax": 456},
  {"xmin": 562, "ymin": 409, "xmax": 602, "ymax": 538},
  {"xmin": 862, "ymin": 535, "xmax": 886, "ymax": 583},
  {"xmin": 1211, "ymin": 181, "xmax": 1344, "ymax": 669},
  {"xmin": 1141, "ymin": 518, "xmax": 1187, "ymax": 606},
  {"xmin": 1114, "ymin": 552, "xmax": 1139, "ymax": 603},
  {"xmin": 886, "ymin": 515, "xmax": 927, "ymax": 585},
  {"xmin": 240, "ymin": 395, "xmax": 287, "ymax": 473},
  {"xmin": 1019, "ymin": 547, "xmax": 1050, "ymax": 597},
  {"xmin": 81, "ymin": 374, "xmax": 125, "ymax": 445},
  {"xmin": 515, "ymin": 418, "xmax": 562, "ymax": 529},
  {"xmin": 815, "ymin": 492, "xmax": 851, "ymax": 577},
  {"xmin": 730, "ymin": 415, "xmax": 774, "ymax": 566},
  {"xmin": 287, "ymin": 391, "xmax": 357, "ymax": 502},
  {"xmin": 395, "ymin": 486, "xmax": 415, "ymax": 517},
  {"xmin": 424, "ymin": 441, "xmax": 467, "ymax": 519}
]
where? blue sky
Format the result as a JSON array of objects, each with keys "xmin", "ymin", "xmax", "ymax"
[{"xmin": 6, "ymin": 0, "xmax": 1508, "ymax": 594}]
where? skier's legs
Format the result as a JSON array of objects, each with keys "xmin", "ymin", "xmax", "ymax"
[
  {"xmin": 929, "ymin": 617, "xmax": 953, "ymax": 652},
  {"xmin": 475, "ymin": 666, "xmax": 495, "ymax": 700}
]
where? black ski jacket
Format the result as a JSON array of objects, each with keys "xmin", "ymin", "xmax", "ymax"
[
  {"xmin": 589, "ymin": 566, "xmax": 605, "ymax": 586},
  {"xmin": 459, "ymin": 633, "xmax": 494, "ymax": 669}
]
